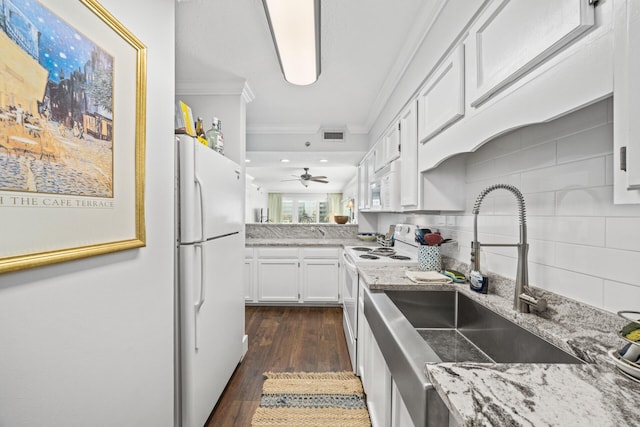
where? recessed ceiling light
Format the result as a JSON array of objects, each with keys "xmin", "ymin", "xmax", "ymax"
[
  {"xmin": 280, "ymin": 159, "xmax": 290, "ymax": 163},
  {"xmin": 245, "ymin": 159, "xmax": 251, "ymax": 163},
  {"xmin": 319, "ymin": 159, "xmax": 328, "ymax": 163}
]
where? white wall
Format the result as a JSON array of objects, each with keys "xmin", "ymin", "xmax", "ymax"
[
  {"xmin": 246, "ymin": 181, "xmax": 268, "ymax": 223},
  {"xmin": 178, "ymin": 94, "xmax": 247, "ymax": 166},
  {"xmin": 378, "ymin": 99, "xmax": 640, "ymax": 314},
  {"xmin": 0, "ymin": 1, "xmax": 176, "ymax": 426}
]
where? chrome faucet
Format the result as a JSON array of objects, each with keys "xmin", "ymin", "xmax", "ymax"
[{"xmin": 471, "ymin": 184, "xmax": 546, "ymax": 313}]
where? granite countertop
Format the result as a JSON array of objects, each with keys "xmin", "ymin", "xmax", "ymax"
[
  {"xmin": 357, "ymin": 265, "xmax": 640, "ymax": 426},
  {"xmin": 246, "ymin": 238, "xmax": 375, "ymax": 247}
]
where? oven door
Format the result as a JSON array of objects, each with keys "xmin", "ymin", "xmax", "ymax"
[{"xmin": 341, "ymin": 250, "xmax": 359, "ymax": 372}]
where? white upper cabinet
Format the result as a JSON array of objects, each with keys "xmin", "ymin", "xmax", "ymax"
[
  {"xmin": 467, "ymin": 0, "xmax": 595, "ymax": 107},
  {"xmin": 373, "ymin": 137, "xmax": 385, "ymax": 172},
  {"xmin": 399, "ymin": 100, "xmax": 419, "ymax": 209},
  {"xmin": 614, "ymin": 0, "xmax": 640, "ymax": 203},
  {"xmin": 384, "ymin": 123, "xmax": 401, "ymax": 164},
  {"xmin": 417, "ymin": 44, "xmax": 465, "ymax": 143}
]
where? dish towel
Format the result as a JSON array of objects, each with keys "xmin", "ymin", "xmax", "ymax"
[{"xmin": 405, "ymin": 270, "xmax": 453, "ymax": 284}]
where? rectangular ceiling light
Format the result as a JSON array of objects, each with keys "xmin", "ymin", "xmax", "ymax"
[{"xmin": 262, "ymin": 0, "xmax": 321, "ymax": 86}]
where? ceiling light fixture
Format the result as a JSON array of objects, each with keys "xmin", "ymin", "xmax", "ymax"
[
  {"xmin": 262, "ymin": 0, "xmax": 321, "ymax": 86},
  {"xmin": 280, "ymin": 159, "xmax": 290, "ymax": 163},
  {"xmin": 319, "ymin": 159, "xmax": 328, "ymax": 163}
]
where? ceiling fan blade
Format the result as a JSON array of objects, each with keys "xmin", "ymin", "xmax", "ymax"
[
  {"xmin": 281, "ymin": 178, "xmax": 302, "ymax": 182},
  {"xmin": 310, "ymin": 176, "xmax": 327, "ymax": 179},
  {"xmin": 310, "ymin": 178, "xmax": 329, "ymax": 183}
]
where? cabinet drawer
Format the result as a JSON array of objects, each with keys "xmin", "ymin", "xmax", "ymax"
[
  {"xmin": 301, "ymin": 247, "xmax": 340, "ymax": 258},
  {"xmin": 257, "ymin": 247, "xmax": 299, "ymax": 258}
]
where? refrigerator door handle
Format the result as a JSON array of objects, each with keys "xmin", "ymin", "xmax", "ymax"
[
  {"xmin": 194, "ymin": 153, "xmax": 207, "ymax": 243},
  {"xmin": 193, "ymin": 242, "xmax": 206, "ymax": 350}
]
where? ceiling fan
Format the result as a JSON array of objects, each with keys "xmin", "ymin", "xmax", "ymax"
[{"xmin": 282, "ymin": 168, "xmax": 329, "ymax": 187}]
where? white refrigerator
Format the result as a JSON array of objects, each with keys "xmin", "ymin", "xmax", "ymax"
[{"xmin": 175, "ymin": 134, "xmax": 245, "ymax": 427}]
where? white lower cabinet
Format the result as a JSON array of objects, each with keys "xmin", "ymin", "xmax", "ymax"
[
  {"xmin": 391, "ymin": 380, "xmax": 414, "ymax": 427},
  {"xmin": 249, "ymin": 246, "xmax": 341, "ymax": 304},
  {"xmin": 257, "ymin": 259, "xmax": 300, "ymax": 302},
  {"xmin": 302, "ymin": 259, "xmax": 340, "ymax": 302},
  {"xmin": 244, "ymin": 248, "xmax": 255, "ymax": 302},
  {"xmin": 361, "ymin": 314, "xmax": 392, "ymax": 427}
]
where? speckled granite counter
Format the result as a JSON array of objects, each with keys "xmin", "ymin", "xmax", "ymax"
[
  {"xmin": 245, "ymin": 238, "xmax": 373, "ymax": 247},
  {"xmin": 357, "ymin": 264, "xmax": 640, "ymax": 427}
]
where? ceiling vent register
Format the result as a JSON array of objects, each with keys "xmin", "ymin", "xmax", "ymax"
[{"xmin": 322, "ymin": 130, "xmax": 345, "ymax": 143}]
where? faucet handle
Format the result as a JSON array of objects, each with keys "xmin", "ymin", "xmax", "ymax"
[{"xmin": 519, "ymin": 293, "xmax": 547, "ymax": 312}]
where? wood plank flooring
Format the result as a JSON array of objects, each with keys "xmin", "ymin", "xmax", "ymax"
[{"xmin": 205, "ymin": 306, "xmax": 352, "ymax": 426}]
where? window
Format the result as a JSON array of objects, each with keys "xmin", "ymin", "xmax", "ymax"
[{"xmin": 278, "ymin": 194, "xmax": 335, "ymax": 224}]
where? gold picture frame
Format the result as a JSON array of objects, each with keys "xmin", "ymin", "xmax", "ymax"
[{"xmin": 0, "ymin": 0, "xmax": 146, "ymax": 273}]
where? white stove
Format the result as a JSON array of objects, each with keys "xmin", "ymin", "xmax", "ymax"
[
  {"xmin": 341, "ymin": 224, "xmax": 419, "ymax": 375},
  {"xmin": 344, "ymin": 224, "xmax": 419, "ymax": 266}
]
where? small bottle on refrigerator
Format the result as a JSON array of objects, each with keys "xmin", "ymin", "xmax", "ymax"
[
  {"xmin": 195, "ymin": 117, "xmax": 209, "ymax": 147},
  {"xmin": 205, "ymin": 117, "xmax": 224, "ymax": 155}
]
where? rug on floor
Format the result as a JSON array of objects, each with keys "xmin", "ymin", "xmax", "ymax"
[{"xmin": 250, "ymin": 371, "xmax": 371, "ymax": 427}]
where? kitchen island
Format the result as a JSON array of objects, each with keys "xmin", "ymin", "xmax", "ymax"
[{"xmin": 358, "ymin": 264, "xmax": 640, "ymax": 426}]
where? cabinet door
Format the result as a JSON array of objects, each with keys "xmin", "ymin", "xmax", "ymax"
[
  {"xmin": 417, "ymin": 44, "xmax": 465, "ymax": 143},
  {"xmin": 373, "ymin": 139, "xmax": 386, "ymax": 172},
  {"xmin": 356, "ymin": 280, "xmax": 365, "ymax": 377},
  {"xmin": 391, "ymin": 379, "xmax": 415, "ymax": 427},
  {"xmin": 467, "ymin": 0, "xmax": 594, "ymax": 107},
  {"xmin": 243, "ymin": 259, "xmax": 255, "ymax": 302},
  {"xmin": 400, "ymin": 100, "xmax": 419, "ymax": 208},
  {"xmin": 614, "ymin": 0, "xmax": 640, "ymax": 203},
  {"xmin": 358, "ymin": 162, "xmax": 367, "ymax": 209},
  {"xmin": 366, "ymin": 323, "xmax": 392, "ymax": 427},
  {"xmin": 302, "ymin": 259, "xmax": 339, "ymax": 302},
  {"xmin": 384, "ymin": 123, "xmax": 400, "ymax": 164},
  {"xmin": 257, "ymin": 260, "xmax": 299, "ymax": 302}
]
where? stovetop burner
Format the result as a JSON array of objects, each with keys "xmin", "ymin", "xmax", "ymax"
[
  {"xmin": 360, "ymin": 254, "xmax": 379, "ymax": 260},
  {"xmin": 352, "ymin": 247, "xmax": 373, "ymax": 252},
  {"xmin": 370, "ymin": 247, "xmax": 396, "ymax": 256},
  {"xmin": 389, "ymin": 255, "xmax": 411, "ymax": 260}
]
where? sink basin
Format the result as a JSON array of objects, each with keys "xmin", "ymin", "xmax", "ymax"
[
  {"xmin": 384, "ymin": 290, "xmax": 582, "ymax": 364},
  {"xmin": 363, "ymin": 288, "xmax": 583, "ymax": 427}
]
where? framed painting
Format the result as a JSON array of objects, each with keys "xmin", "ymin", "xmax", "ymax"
[{"xmin": 0, "ymin": 0, "xmax": 146, "ymax": 273}]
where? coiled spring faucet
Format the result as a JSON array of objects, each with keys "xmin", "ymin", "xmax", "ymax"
[{"xmin": 471, "ymin": 184, "xmax": 546, "ymax": 313}]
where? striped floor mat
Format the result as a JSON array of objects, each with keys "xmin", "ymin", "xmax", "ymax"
[{"xmin": 251, "ymin": 372, "xmax": 371, "ymax": 426}]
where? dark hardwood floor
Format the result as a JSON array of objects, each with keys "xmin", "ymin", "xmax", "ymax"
[{"xmin": 205, "ymin": 306, "xmax": 352, "ymax": 426}]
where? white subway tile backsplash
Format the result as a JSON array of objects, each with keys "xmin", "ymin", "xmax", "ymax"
[
  {"xmin": 556, "ymin": 186, "xmax": 640, "ymax": 217},
  {"xmin": 383, "ymin": 98, "xmax": 637, "ymax": 314},
  {"xmin": 556, "ymin": 123, "xmax": 613, "ymax": 164},
  {"xmin": 605, "ymin": 154, "xmax": 614, "ymax": 186},
  {"xmin": 522, "ymin": 157, "xmax": 606, "ymax": 193},
  {"xmin": 494, "ymin": 142, "xmax": 556, "ymax": 176},
  {"xmin": 526, "ymin": 217, "xmax": 604, "ymax": 246},
  {"xmin": 555, "ymin": 243, "xmax": 640, "ymax": 287},
  {"xmin": 523, "ymin": 192, "xmax": 556, "ymax": 216},
  {"xmin": 529, "ymin": 264, "xmax": 604, "ymax": 308},
  {"xmin": 606, "ymin": 218, "xmax": 640, "ymax": 251},
  {"xmin": 466, "ymin": 159, "xmax": 495, "ymax": 182},
  {"xmin": 603, "ymin": 280, "xmax": 640, "ymax": 312},
  {"xmin": 467, "ymin": 130, "xmax": 522, "ymax": 165},
  {"xmin": 528, "ymin": 239, "xmax": 556, "ymax": 265},
  {"xmin": 520, "ymin": 100, "xmax": 609, "ymax": 148}
]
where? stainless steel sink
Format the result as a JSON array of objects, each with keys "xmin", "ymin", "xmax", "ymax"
[
  {"xmin": 363, "ymin": 288, "xmax": 582, "ymax": 427},
  {"xmin": 384, "ymin": 290, "xmax": 582, "ymax": 364}
]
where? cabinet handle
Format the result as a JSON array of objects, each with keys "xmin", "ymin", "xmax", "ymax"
[{"xmin": 621, "ymin": 147, "xmax": 627, "ymax": 172}]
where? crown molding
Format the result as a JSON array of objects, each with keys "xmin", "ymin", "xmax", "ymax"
[
  {"xmin": 247, "ymin": 125, "xmax": 321, "ymax": 135},
  {"xmin": 363, "ymin": 0, "xmax": 448, "ymax": 132},
  {"xmin": 176, "ymin": 79, "xmax": 254, "ymax": 103}
]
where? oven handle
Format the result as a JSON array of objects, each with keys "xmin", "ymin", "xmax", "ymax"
[{"xmin": 342, "ymin": 251, "xmax": 358, "ymax": 272}]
